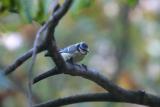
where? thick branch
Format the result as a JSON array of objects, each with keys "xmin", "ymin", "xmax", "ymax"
[
  {"xmin": 33, "ymin": 63, "xmax": 160, "ymax": 107},
  {"xmin": 33, "ymin": 92, "xmax": 159, "ymax": 107},
  {"xmin": 45, "ymin": 0, "xmax": 73, "ymax": 69},
  {"xmin": 54, "ymin": 0, "xmax": 73, "ymax": 20},
  {"xmin": 65, "ymin": 63, "xmax": 160, "ymax": 106},
  {"xmin": 4, "ymin": 0, "xmax": 160, "ymax": 106},
  {"xmin": 33, "ymin": 93, "xmax": 120, "ymax": 107},
  {"xmin": 26, "ymin": 1, "xmax": 60, "ymax": 106},
  {"xmin": 34, "ymin": 63, "xmax": 130, "ymax": 97},
  {"xmin": 3, "ymin": 0, "xmax": 73, "ymax": 75}
]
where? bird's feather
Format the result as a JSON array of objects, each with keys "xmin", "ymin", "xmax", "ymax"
[
  {"xmin": 60, "ymin": 52, "xmax": 73, "ymax": 61},
  {"xmin": 59, "ymin": 43, "xmax": 78, "ymax": 53}
]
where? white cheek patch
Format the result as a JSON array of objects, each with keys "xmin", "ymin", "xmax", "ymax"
[{"xmin": 79, "ymin": 49, "xmax": 87, "ymax": 54}]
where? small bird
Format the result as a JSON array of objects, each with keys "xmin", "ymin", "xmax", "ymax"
[{"xmin": 45, "ymin": 42, "xmax": 89, "ymax": 63}]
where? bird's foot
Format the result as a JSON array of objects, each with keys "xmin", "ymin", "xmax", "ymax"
[
  {"xmin": 67, "ymin": 60, "xmax": 75, "ymax": 65},
  {"xmin": 72, "ymin": 63, "xmax": 81, "ymax": 67},
  {"xmin": 81, "ymin": 64, "xmax": 88, "ymax": 71}
]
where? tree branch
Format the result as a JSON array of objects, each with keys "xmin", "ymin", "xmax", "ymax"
[
  {"xmin": 33, "ymin": 93, "xmax": 120, "ymax": 107},
  {"xmin": 3, "ymin": 0, "xmax": 73, "ymax": 75},
  {"xmin": 4, "ymin": 1, "xmax": 73, "ymax": 106},
  {"xmin": 33, "ymin": 63, "xmax": 160, "ymax": 107},
  {"xmin": 4, "ymin": 0, "xmax": 160, "ymax": 107},
  {"xmin": 33, "ymin": 92, "xmax": 160, "ymax": 107},
  {"xmin": 33, "ymin": 67, "xmax": 61, "ymax": 84},
  {"xmin": 43, "ymin": 63, "xmax": 131, "ymax": 99},
  {"xmin": 27, "ymin": 1, "xmax": 60, "ymax": 106},
  {"xmin": 3, "ymin": 45, "xmax": 45, "ymax": 75},
  {"xmin": 53, "ymin": 0, "xmax": 73, "ymax": 20},
  {"xmin": 45, "ymin": 0, "xmax": 73, "ymax": 70}
]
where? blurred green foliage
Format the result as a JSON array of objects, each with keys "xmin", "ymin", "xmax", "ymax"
[
  {"xmin": 120, "ymin": 0, "xmax": 138, "ymax": 7},
  {"xmin": 0, "ymin": 0, "xmax": 160, "ymax": 107}
]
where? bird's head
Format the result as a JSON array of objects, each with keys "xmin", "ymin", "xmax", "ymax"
[{"xmin": 77, "ymin": 42, "xmax": 89, "ymax": 55}]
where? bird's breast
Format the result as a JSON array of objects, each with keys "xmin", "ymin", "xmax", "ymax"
[
  {"xmin": 60, "ymin": 53, "xmax": 72, "ymax": 61},
  {"xmin": 72, "ymin": 52, "xmax": 85, "ymax": 62},
  {"xmin": 60, "ymin": 52, "xmax": 85, "ymax": 62}
]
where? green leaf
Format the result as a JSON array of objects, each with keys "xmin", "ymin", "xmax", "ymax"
[
  {"xmin": 71, "ymin": 0, "xmax": 94, "ymax": 16},
  {"xmin": 20, "ymin": 0, "xmax": 32, "ymax": 23},
  {"xmin": 79, "ymin": 0, "xmax": 93, "ymax": 8},
  {"xmin": 0, "ymin": 0, "xmax": 20, "ymax": 13},
  {"xmin": 33, "ymin": 0, "xmax": 46, "ymax": 24},
  {"xmin": 127, "ymin": 0, "xmax": 138, "ymax": 7}
]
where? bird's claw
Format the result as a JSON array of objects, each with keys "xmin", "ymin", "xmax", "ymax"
[{"xmin": 82, "ymin": 64, "xmax": 88, "ymax": 71}]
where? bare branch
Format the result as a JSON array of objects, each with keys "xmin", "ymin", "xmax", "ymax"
[
  {"xmin": 64, "ymin": 63, "xmax": 160, "ymax": 106},
  {"xmin": 33, "ymin": 63, "xmax": 160, "ymax": 107},
  {"xmin": 4, "ymin": 0, "xmax": 160, "ymax": 107},
  {"xmin": 33, "ymin": 67, "xmax": 61, "ymax": 84},
  {"xmin": 53, "ymin": 0, "xmax": 73, "ymax": 20},
  {"xmin": 36, "ymin": 63, "xmax": 130, "ymax": 98},
  {"xmin": 33, "ymin": 92, "xmax": 160, "ymax": 107},
  {"xmin": 45, "ymin": 0, "xmax": 73, "ymax": 69},
  {"xmin": 4, "ymin": 1, "xmax": 73, "ymax": 106},
  {"xmin": 3, "ymin": 0, "xmax": 73, "ymax": 76},
  {"xmin": 27, "ymin": 1, "xmax": 60, "ymax": 106},
  {"xmin": 28, "ymin": 0, "xmax": 73, "ymax": 105},
  {"xmin": 4, "ymin": 45, "xmax": 45, "ymax": 75},
  {"xmin": 33, "ymin": 93, "xmax": 119, "ymax": 107}
]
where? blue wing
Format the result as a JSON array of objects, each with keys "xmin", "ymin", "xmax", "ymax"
[
  {"xmin": 45, "ymin": 43, "xmax": 78, "ymax": 57},
  {"xmin": 59, "ymin": 44, "xmax": 78, "ymax": 53}
]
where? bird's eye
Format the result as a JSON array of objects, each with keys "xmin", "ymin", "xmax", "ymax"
[{"xmin": 81, "ymin": 43, "xmax": 88, "ymax": 49}]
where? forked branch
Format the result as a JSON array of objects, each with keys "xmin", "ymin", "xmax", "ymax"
[
  {"xmin": 3, "ymin": 0, "xmax": 160, "ymax": 107},
  {"xmin": 33, "ymin": 63, "xmax": 160, "ymax": 107}
]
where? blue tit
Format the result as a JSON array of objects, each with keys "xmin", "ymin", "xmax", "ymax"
[{"xmin": 45, "ymin": 42, "xmax": 89, "ymax": 63}]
